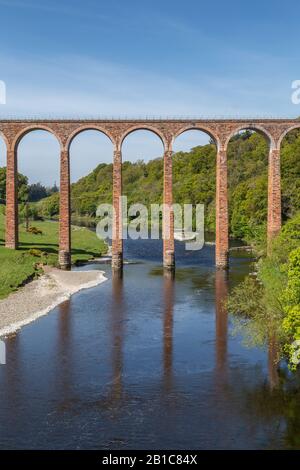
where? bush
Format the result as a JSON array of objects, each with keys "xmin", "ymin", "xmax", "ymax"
[
  {"xmin": 29, "ymin": 248, "xmax": 43, "ymax": 257},
  {"xmin": 281, "ymin": 248, "xmax": 300, "ymax": 369},
  {"xmin": 28, "ymin": 226, "xmax": 43, "ymax": 235}
]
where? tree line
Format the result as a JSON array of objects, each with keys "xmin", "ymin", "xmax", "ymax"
[{"xmin": 1, "ymin": 129, "xmax": 300, "ymax": 241}]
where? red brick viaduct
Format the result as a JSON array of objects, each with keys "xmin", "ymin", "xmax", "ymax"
[{"xmin": 0, "ymin": 118, "xmax": 298, "ymax": 271}]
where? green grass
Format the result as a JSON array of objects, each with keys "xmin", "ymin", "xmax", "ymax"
[{"xmin": 0, "ymin": 208, "xmax": 107, "ymax": 299}]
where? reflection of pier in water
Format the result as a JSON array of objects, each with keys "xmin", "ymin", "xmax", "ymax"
[
  {"xmin": 162, "ymin": 270, "xmax": 175, "ymax": 390},
  {"xmin": 57, "ymin": 300, "xmax": 74, "ymax": 396},
  {"xmin": 2, "ymin": 335, "xmax": 21, "ymax": 406},
  {"xmin": 214, "ymin": 269, "xmax": 280, "ymax": 391},
  {"xmin": 215, "ymin": 270, "xmax": 228, "ymax": 386},
  {"xmin": 110, "ymin": 272, "xmax": 125, "ymax": 401},
  {"xmin": 109, "ymin": 269, "xmax": 176, "ymax": 398},
  {"xmin": 268, "ymin": 335, "xmax": 279, "ymax": 390}
]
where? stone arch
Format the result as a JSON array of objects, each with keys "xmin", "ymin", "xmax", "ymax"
[
  {"xmin": 118, "ymin": 126, "xmax": 166, "ymax": 265},
  {"xmin": 226, "ymin": 123, "xmax": 274, "ymax": 246},
  {"xmin": 224, "ymin": 124, "xmax": 275, "ymax": 150},
  {"xmin": 277, "ymin": 124, "xmax": 300, "ymax": 148},
  {"xmin": 67, "ymin": 127, "xmax": 114, "ymax": 223},
  {"xmin": 12, "ymin": 125, "xmax": 63, "ymax": 151},
  {"xmin": 171, "ymin": 125, "xmax": 218, "ymax": 263},
  {"xmin": 277, "ymin": 125, "xmax": 300, "ymax": 224},
  {"xmin": 15, "ymin": 127, "xmax": 61, "ymax": 187},
  {"xmin": 172, "ymin": 125, "xmax": 220, "ymax": 149},
  {"xmin": 66, "ymin": 125, "xmax": 115, "ymax": 151},
  {"xmin": 119, "ymin": 125, "xmax": 167, "ymax": 151},
  {"xmin": 11, "ymin": 126, "xmax": 62, "ymax": 254}
]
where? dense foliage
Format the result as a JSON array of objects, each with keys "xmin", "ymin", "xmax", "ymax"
[
  {"xmin": 28, "ymin": 182, "xmax": 58, "ymax": 202},
  {"xmin": 35, "ymin": 130, "xmax": 300, "ymax": 239},
  {"xmin": 228, "ymin": 213, "xmax": 300, "ymax": 370},
  {"xmin": 0, "ymin": 167, "xmax": 28, "ymax": 204}
]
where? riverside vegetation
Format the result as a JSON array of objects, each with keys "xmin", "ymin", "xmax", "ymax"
[{"xmin": 0, "ymin": 130, "xmax": 300, "ymax": 368}]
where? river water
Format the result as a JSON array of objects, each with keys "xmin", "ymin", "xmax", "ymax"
[{"xmin": 0, "ymin": 239, "xmax": 299, "ymax": 450}]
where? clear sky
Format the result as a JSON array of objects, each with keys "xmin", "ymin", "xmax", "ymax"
[{"xmin": 0, "ymin": 0, "xmax": 300, "ymax": 184}]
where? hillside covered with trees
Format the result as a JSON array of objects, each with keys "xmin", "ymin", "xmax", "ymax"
[{"xmin": 2, "ymin": 130, "xmax": 300, "ymax": 241}]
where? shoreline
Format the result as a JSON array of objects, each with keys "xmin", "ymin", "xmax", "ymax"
[{"xmin": 0, "ymin": 266, "xmax": 107, "ymax": 338}]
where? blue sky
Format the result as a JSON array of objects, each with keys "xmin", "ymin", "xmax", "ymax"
[{"xmin": 0, "ymin": 0, "xmax": 300, "ymax": 184}]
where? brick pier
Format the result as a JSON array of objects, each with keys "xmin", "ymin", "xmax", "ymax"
[{"xmin": 1, "ymin": 118, "xmax": 297, "ymax": 270}]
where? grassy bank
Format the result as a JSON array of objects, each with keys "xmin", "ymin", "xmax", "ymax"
[{"xmin": 0, "ymin": 209, "xmax": 107, "ymax": 299}]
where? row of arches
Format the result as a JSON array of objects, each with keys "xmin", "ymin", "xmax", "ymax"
[
  {"xmin": 0, "ymin": 123, "xmax": 299, "ymax": 269},
  {"xmin": 2, "ymin": 121, "xmax": 300, "ymax": 152},
  {"xmin": 0, "ymin": 127, "xmax": 210, "ymax": 183}
]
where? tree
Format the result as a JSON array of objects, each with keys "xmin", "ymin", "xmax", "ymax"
[
  {"xmin": 0, "ymin": 167, "xmax": 29, "ymax": 204},
  {"xmin": 28, "ymin": 182, "xmax": 48, "ymax": 202}
]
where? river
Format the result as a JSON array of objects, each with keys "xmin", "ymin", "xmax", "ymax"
[{"xmin": 0, "ymin": 239, "xmax": 299, "ymax": 449}]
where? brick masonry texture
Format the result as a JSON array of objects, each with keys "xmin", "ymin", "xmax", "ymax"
[
  {"xmin": 59, "ymin": 149, "xmax": 71, "ymax": 268},
  {"xmin": 0, "ymin": 118, "xmax": 299, "ymax": 269},
  {"xmin": 112, "ymin": 150, "xmax": 123, "ymax": 270}
]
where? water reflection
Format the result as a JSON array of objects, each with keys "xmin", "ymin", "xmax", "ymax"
[
  {"xmin": 215, "ymin": 270, "xmax": 228, "ymax": 385},
  {"xmin": 162, "ymin": 271, "xmax": 175, "ymax": 390},
  {"xmin": 110, "ymin": 273, "xmax": 125, "ymax": 401},
  {"xmin": 268, "ymin": 335, "xmax": 279, "ymax": 390},
  {"xmin": 2, "ymin": 335, "xmax": 21, "ymax": 407},
  {"xmin": 1, "ymin": 241, "xmax": 300, "ymax": 449},
  {"xmin": 56, "ymin": 300, "xmax": 73, "ymax": 404}
]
